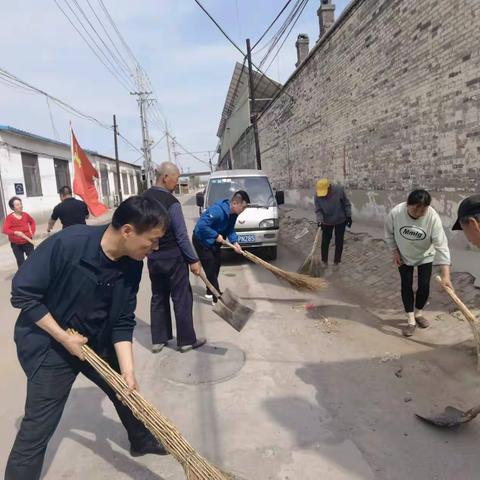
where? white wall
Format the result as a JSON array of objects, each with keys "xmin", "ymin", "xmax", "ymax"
[{"xmin": 0, "ymin": 131, "xmax": 141, "ymax": 226}]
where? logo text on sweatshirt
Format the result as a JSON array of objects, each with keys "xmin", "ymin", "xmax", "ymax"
[{"xmin": 400, "ymin": 226, "xmax": 427, "ymax": 241}]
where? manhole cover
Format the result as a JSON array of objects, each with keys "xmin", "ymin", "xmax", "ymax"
[{"xmin": 159, "ymin": 342, "xmax": 245, "ymax": 385}]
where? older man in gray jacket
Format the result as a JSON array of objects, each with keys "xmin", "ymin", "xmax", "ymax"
[{"xmin": 314, "ymin": 178, "xmax": 352, "ymax": 267}]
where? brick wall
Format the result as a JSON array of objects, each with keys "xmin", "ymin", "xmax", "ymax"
[{"xmin": 256, "ymin": 0, "xmax": 480, "ymax": 193}]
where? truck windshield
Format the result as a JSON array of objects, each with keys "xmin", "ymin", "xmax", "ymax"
[{"xmin": 206, "ymin": 176, "xmax": 274, "ymax": 208}]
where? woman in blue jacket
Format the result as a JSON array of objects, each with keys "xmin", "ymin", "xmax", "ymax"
[{"xmin": 193, "ymin": 190, "xmax": 250, "ymax": 301}]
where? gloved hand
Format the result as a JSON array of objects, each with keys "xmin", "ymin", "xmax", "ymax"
[{"xmin": 346, "ymin": 217, "xmax": 352, "ymax": 228}]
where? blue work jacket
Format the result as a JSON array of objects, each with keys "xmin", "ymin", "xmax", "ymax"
[
  {"xmin": 11, "ymin": 225, "xmax": 142, "ymax": 379},
  {"xmin": 193, "ymin": 199, "xmax": 239, "ymax": 247}
]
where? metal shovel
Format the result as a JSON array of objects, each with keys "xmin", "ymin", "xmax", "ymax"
[
  {"xmin": 416, "ymin": 404, "xmax": 480, "ymax": 427},
  {"xmin": 198, "ymin": 271, "xmax": 254, "ymax": 332}
]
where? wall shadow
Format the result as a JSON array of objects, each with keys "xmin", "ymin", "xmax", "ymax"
[{"xmin": 264, "ymin": 347, "xmax": 480, "ymax": 480}]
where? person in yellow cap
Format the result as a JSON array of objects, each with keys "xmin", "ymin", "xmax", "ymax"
[{"xmin": 314, "ymin": 178, "xmax": 352, "ymax": 267}]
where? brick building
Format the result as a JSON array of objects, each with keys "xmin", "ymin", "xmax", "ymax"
[{"xmin": 219, "ymin": 0, "xmax": 480, "ymax": 243}]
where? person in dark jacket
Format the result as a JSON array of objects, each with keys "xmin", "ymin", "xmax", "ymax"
[
  {"xmin": 452, "ymin": 194, "xmax": 480, "ymax": 247},
  {"xmin": 192, "ymin": 190, "xmax": 249, "ymax": 302},
  {"xmin": 144, "ymin": 162, "xmax": 206, "ymax": 354},
  {"xmin": 47, "ymin": 185, "xmax": 89, "ymax": 232},
  {"xmin": 5, "ymin": 196, "xmax": 169, "ymax": 480},
  {"xmin": 314, "ymin": 178, "xmax": 352, "ymax": 267}
]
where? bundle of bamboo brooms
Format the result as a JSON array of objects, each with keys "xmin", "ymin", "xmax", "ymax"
[
  {"xmin": 223, "ymin": 241, "xmax": 324, "ymax": 292},
  {"xmin": 68, "ymin": 329, "xmax": 244, "ymax": 480}
]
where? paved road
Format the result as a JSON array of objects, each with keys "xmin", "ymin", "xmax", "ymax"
[{"xmin": 1, "ymin": 195, "xmax": 480, "ymax": 479}]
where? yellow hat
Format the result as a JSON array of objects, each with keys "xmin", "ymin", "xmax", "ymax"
[{"xmin": 316, "ymin": 178, "xmax": 330, "ymax": 197}]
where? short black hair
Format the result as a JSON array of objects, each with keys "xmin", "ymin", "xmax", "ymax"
[
  {"xmin": 8, "ymin": 197, "xmax": 21, "ymax": 210},
  {"xmin": 407, "ymin": 189, "xmax": 431, "ymax": 207},
  {"xmin": 59, "ymin": 185, "xmax": 72, "ymax": 196},
  {"xmin": 111, "ymin": 195, "xmax": 169, "ymax": 234},
  {"xmin": 231, "ymin": 190, "xmax": 250, "ymax": 204}
]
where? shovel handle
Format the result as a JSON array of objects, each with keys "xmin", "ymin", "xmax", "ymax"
[
  {"xmin": 435, "ymin": 275, "xmax": 478, "ymax": 325},
  {"xmin": 197, "ymin": 270, "xmax": 222, "ymax": 298}
]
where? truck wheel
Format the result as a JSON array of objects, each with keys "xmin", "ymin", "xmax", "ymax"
[{"xmin": 264, "ymin": 246, "xmax": 277, "ymax": 261}]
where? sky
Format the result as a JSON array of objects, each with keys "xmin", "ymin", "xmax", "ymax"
[{"xmin": 0, "ymin": 0, "xmax": 350, "ymax": 172}]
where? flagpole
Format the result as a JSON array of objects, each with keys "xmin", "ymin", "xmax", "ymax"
[{"xmin": 70, "ymin": 122, "xmax": 75, "ymax": 198}]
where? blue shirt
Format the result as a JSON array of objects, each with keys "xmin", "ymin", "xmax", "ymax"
[{"xmin": 193, "ymin": 199, "xmax": 239, "ymax": 247}]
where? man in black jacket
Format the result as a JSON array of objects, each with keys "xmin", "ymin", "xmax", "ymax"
[{"xmin": 5, "ymin": 196, "xmax": 168, "ymax": 480}]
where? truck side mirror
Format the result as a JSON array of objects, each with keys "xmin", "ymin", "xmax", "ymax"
[
  {"xmin": 196, "ymin": 191, "xmax": 204, "ymax": 207},
  {"xmin": 275, "ymin": 190, "xmax": 285, "ymax": 205}
]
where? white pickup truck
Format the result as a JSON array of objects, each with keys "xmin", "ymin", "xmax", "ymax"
[{"xmin": 196, "ymin": 169, "xmax": 284, "ymax": 260}]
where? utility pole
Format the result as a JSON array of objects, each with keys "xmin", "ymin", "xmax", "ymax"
[
  {"xmin": 246, "ymin": 38, "xmax": 262, "ymax": 170},
  {"xmin": 113, "ymin": 114, "xmax": 123, "ymax": 202},
  {"xmin": 165, "ymin": 124, "xmax": 172, "ymax": 163},
  {"xmin": 131, "ymin": 68, "xmax": 154, "ymax": 187}
]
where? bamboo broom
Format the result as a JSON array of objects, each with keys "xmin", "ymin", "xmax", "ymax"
[
  {"xmin": 435, "ymin": 276, "xmax": 480, "ymax": 371},
  {"xmin": 67, "ymin": 330, "xmax": 244, "ymax": 480},
  {"xmin": 223, "ymin": 241, "xmax": 325, "ymax": 292}
]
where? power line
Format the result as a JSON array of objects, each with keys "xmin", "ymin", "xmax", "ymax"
[
  {"xmin": 53, "ymin": 0, "xmax": 132, "ymax": 91},
  {"xmin": 68, "ymin": 0, "xmax": 135, "ymax": 84},
  {"xmin": 0, "ymin": 66, "xmax": 142, "ymax": 155},
  {"xmin": 251, "ymin": 0, "xmax": 294, "ymax": 50},
  {"xmin": 192, "ymin": 0, "xmax": 290, "ymax": 99}
]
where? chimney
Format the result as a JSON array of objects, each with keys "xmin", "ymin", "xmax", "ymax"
[
  {"xmin": 318, "ymin": 0, "xmax": 335, "ymax": 40},
  {"xmin": 295, "ymin": 33, "xmax": 310, "ymax": 67}
]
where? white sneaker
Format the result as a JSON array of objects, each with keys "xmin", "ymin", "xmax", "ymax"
[{"xmin": 205, "ymin": 294, "xmax": 213, "ymax": 301}]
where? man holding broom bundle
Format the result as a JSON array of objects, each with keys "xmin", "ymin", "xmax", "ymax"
[
  {"xmin": 192, "ymin": 190, "xmax": 250, "ymax": 303},
  {"xmin": 5, "ymin": 196, "xmax": 169, "ymax": 480}
]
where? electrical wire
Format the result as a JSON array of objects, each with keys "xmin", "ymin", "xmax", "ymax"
[
  {"xmin": 0, "ymin": 66, "xmax": 142, "ymax": 154},
  {"xmin": 251, "ymin": 0, "xmax": 294, "ymax": 50},
  {"xmin": 53, "ymin": 0, "xmax": 132, "ymax": 91},
  {"xmin": 192, "ymin": 0, "xmax": 290, "ymax": 99}
]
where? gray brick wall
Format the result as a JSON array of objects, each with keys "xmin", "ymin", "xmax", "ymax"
[{"xmin": 254, "ymin": 0, "xmax": 480, "ymax": 193}]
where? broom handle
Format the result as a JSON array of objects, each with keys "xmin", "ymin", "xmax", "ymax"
[
  {"xmin": 197, "ymin": 270, "xmax": 222, "ymax": 298},
  {"xmin": 311, "ymin": 227, "xmax": 321, "ymax": 254},
  {"xmin": 223, "ymin": 240, "xmax": 248, "ymax": 258},
  {"xmin": 435, "ymin": 276, "xmax": 479, "ymax": 325}
]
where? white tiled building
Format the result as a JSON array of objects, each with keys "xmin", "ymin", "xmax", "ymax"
[{"xmin": 0, "ymin": 125, "xmax": 142, "ymax": 226}]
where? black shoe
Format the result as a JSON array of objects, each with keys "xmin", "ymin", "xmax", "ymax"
[
  {"xmin": 130, "ymin": 439, "xmax": 169, "ymax": 457},
  {"xmin": 177, "ymin": 337, "xmax": 207, "ymax": 353}
]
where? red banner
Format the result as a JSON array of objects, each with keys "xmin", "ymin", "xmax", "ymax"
[{"xmin": 71, "ymin": 128, "xmax": 108, "ymax": 217}]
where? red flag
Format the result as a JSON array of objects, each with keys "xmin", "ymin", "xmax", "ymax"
[{"xmin": 71, "ymin": 128, "xmax": 108, "ymax": 217}]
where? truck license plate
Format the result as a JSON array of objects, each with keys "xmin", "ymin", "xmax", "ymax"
[{"xmin": 238, "ymin": 234, "xmax": 256, "ymax": 243}]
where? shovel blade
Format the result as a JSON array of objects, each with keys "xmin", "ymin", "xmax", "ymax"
[
  {"xmin": 415, "ymin": 406, "xmax": 472, "ymax": 427},
  {"xmin": 212, "ymin": 288, "xmax": 254, "ymax": 332}
]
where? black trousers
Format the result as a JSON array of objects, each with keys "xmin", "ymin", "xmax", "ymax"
[
  {"xmin": 11, "ymin": 242, "xmax": 34, "ymax": 268},
  {"xmin": 192, "ymin": 236, "xmax": 221, "ymax": 296},
  {"xmin": 147, "ymin": 253, "xmax": 197, "ymax": 347},
  {"xmin": 398, "ymin": 263, "xmax": 433, "ymax": 313},
  {"xmin": 5, "ymin": 346, "xmax": 155, "ymax": 480},
  {"xmin": 321, "ymin": 222, "xmax": 346, "ymax": 264}
]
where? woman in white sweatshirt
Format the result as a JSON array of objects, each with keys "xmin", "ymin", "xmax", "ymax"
[{"xmin": 385, "ymin": 189, "xmax": 452, "ymax": 337}]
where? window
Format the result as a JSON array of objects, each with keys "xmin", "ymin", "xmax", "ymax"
[
  {"xmin": 122, "ymin": 172, "xmax": 130, "ymax": 195},
  {"xmin": 54, "ymin": 159, "xmax": 71, "ymax": 191},
  {"xmin": 99, "ymin": 163, "xmax": 110, "ymax": 197},
  {"xmin": 129, "ymin": 174, "xmax": 136, "ymax": 194},
  {"xmin": 21, "ymin": 153, "xmax": 43, "ymax": 197},
  {"xmin": 206, "ymin": 176, "xmax": 274, "ymax": 208}
]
